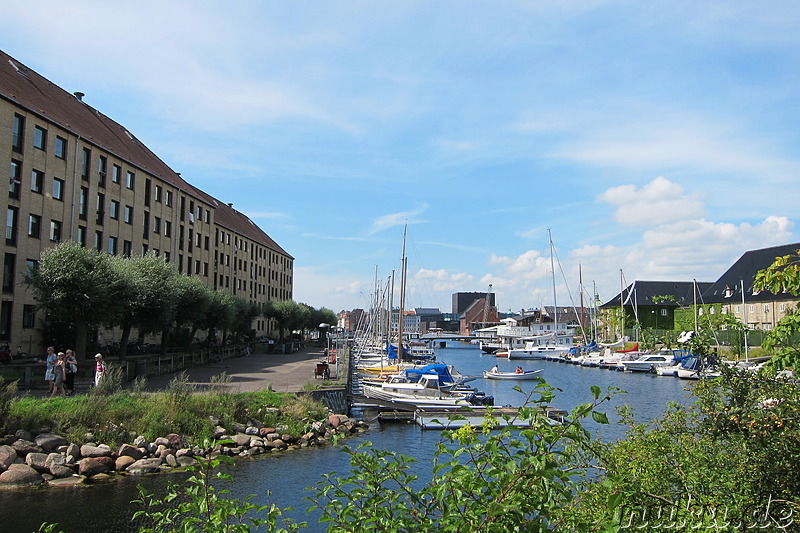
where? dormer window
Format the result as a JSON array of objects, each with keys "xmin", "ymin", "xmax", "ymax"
[{"xmin": 724, "ymin": 286, "xmax": 733, "ymax": 298}]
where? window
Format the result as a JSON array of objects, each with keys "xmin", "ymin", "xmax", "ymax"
[
  {"xmin": 81, "ymin": 148, "xmax": 91, "ymax": 180},
  {"xmin": 780, "ymin": 303, "xmax": 787, "ymax": 312},
  {"xmin": 31, "ymin": 169, "xmax": 44, "ymax": 194},
  {"xmin": 710, "ymin": 307, "xmax": 715, "ymax": 315},
  {"xmin": 166, "ymin": 190, "xmax": 173, "ymax": 207},
  {"xmin": 22, "ymin": 304, "xmax": 36, "ymax": 328},
  {"xmin": 49, "ymin": 220, "xmax": 62, "ymax": 242},
  {"xmin": 142, "ymin": 244, "xmax": 148, "ymax": 255},
  {"xmin": 79, "ymin": 187, "xmax": 88, "ymax": 220},
  {"xmin": 144, "ymin": 179, "xmax": 151, "ymax": 207},
  {"xmin": 126, "ymin": 171, "xmax": 135, "ymax": 190},
  {"xmin": 9, "ymin": 160, "xmax": 21, "ymax": 199},
  {"xmin": 110, "ymin": 200, "xmax": 120, "ymax": 219},
  {"xmin": 764, "ymin": 304, "xmax": 770, "ymax": 313},
  {"xmin": 55, "ymin": 136, "xmax": 67, "ymax": 159},
  {"xmin": 722, "ymin": 306, "xmax": 728, "ymax": 315},
  {"xmin": 164, "ymin": 251, "xmax": 170, "ymax": 262},
  {"xmin": 123, "ymin": 240, "xmax": 132, "ymax": 257},
  {"xmin": 12, "ymin": 114, "xmax": 24, "ymax": 153},
  {"xmin": 94, "ymin": 230, "xmax": 103, "ymax": 252},
  {"xmin": 195, "ymin": 260, "xmax": 201, "ymax": 275},
  {"xmin": 204, "ymin": 235, "xmax": 210, "ymax": 250},
  {"xmin": 108, "ymin": 236, "xmax": 117, "ymax": 255},
  {"xmin": 6, "ymin": 206, "xmax": 18, "ymax": 246},
  {"xmin": 33, "ymin": 126, "xmax": 47, "ymax": 150},
  {"xmin": 196, "ymin": 232, "xmax": 202, "ymax": 247},
  {"xmin": 661, "ymin": 308, "xmax": 668, "ymax": 316},
  {"xmin": 153, "ymin": 216, "xmax": 161, "ymax": 234},
  {"xmin": 98, "ymin": 156, "xmax": 107, "ymax": 187},
  {"xmin": 112, "ymin": 164, "xmax": 121, "ymax": 183},
  {"xmin": 154, "ymin": 185, "xmax": 162, "ymax": 203},
  {"xmin": 143, "ymin": 211, "xmax": 149, "ymax": 239},
  {"xmin": 748, "ymin": 304, "xmax": 755, "ymax": 313},
  {"xmin": 204, "ymin": 210, "xmax": 210, "ymax": 223},
  {"xmin": 77, "ymin": 226, "xmax": 87, "ymax": 247},
  {"xmin": 96, "ymin": 193, "xmax": 105, "ymax": 225},
  {"xmin": 52, "ymin": 178, "xmax": 65, "ymax": 201},
  {"xmin": 124, "ymin": 205, "xmax": 133, "ymax": 224},
  {"xmin": 3, "ymin": 253, "xmax": 15, "ymax": 293},
  {"xmin": 28, "ymin": 214, "xmax": 41, "ymax": 238},
  {"xmin": 164, "ymin": 220, "xmax": 172, "ymax": 237}
]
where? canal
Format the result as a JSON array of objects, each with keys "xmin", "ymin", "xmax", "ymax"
[{"xmin": 0, "ymin": 342, "xmax": 696, "ymax": 532}]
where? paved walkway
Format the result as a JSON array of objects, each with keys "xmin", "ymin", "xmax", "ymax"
[
  {"xmin": 16, "ymin": 346, "xmax": 339, "ymax": 397},
  {"xmin": 142, "ymin": 346, "xmax": 337, "ymax": 394}
]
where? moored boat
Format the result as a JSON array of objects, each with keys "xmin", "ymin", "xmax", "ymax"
[{"xmin": 482, "ymin": 369, "xmax": 543, "ymax": 380}]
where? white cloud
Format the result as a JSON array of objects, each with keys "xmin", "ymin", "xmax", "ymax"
[
  {"xmin": 597, "ymin": 176, "xmax": 705, "ymax": 226},
  {"xmin": 367, "ymin": 204, "xmax": 429, "ymax": 236}
]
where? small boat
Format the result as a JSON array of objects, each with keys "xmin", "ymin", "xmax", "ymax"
[{"xmin": 482, "ymin": 369, "xmax": 543, "ymax": 380}]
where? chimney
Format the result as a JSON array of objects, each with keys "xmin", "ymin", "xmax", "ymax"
[
  {"xmin": 74, "ymin": 92, "xmax": 84, "ymax": 101},
  {"xmin": 227, "ymin": 203, "xmax": 233, "ymax": 208}
]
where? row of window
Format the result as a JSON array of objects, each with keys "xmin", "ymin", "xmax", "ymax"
[{"xmin": 703, "ymin": 303, "xmax": 788, "ymax": 316}]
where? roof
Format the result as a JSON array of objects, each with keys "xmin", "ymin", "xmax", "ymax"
[
  {"xmin": 0, "ymin": 49, "xmax": 291, "ymax": 259},
  {"xmin": 601, "ymin": 280, "xmax": 713, "ymax": 308},
  {"xmin": 701, "ymin": 242, "xmax": 800, "ymax": 304}
]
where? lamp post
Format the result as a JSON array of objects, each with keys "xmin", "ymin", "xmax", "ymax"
[{"xmin": 319, "ymin": 323, "xmax": 330, "ymax": 358}]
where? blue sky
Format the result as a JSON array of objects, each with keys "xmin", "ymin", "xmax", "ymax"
[{"xmin": 3, "ymin": 1, "xmax": 799, "ymax": 314}]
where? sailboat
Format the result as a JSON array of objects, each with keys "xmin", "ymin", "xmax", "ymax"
[{"xmin": 508, "ymin": 230, "xmax": 575, "ymax": 360}]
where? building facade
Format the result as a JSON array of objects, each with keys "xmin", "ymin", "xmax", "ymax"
[{"xmin": 0, "ymin": 50, "xmax": 293, "ymax": 352}]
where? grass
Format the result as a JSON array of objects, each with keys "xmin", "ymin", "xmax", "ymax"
[{"xmin": 1, "ymin": 380, "xmax": 328, "ymax": 447}]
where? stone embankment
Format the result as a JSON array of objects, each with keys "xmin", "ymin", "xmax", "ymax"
[{"xmin": 0, "ymin": 412, "xmax": 367, "ymax": 489}]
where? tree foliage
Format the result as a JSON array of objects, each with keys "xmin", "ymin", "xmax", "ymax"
[{"xmin": 754, "ymin": 249, "xmax": 800, "ymax": 369}]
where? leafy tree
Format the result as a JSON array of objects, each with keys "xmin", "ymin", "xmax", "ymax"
[
  {"xmin": 24, "ymin": 242, "xmax": 122, "ymax": 365},
  {"xmin": 200, "ymin": 291, "xmax": 237, "ymax": 345},
  {"xmin": 171, "ymin": 275, "xmax": 213, "ymax": 350},
  {"xmin": 754, "ymin": 249, "xmax": 800, "ymax": 369},
  {"xmin": 108, "ymin": 254, "xmax": 178, "ymax": 359},
  {"xmin": 267, "ymin": 300, "xmax": 307, "ymax": 341}
]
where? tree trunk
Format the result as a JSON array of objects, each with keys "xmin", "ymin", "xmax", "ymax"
[
  {"xmin": 160, "ymin": 329, "xmax": 169, "ymax": 356},
  {"xmin": 118, "ymin": 323, "xmax": 132, "ymax": 360},
  {"xmin": 74, "ymin": 321, "xmax": 89, "ymax": 366}
]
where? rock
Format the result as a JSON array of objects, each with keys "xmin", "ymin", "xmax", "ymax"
[
  {"xmin": 177, "ymin": 456, "xmax": 197, "ymax": 467},
  {"xmin": 271, "ymin": 439, "xmax": 287, "ymax": 450},
  {"xmin": 78, "ymin": 457, "xmax": 112, "ymax": 476},
  {"xmin": 14, "ymin": 429, "xmax": 32, "ymax": 442},
  {"xmin": 26, "ymin": 452, "xmax": 50, "ymax": 473},
  {"xmin": 133, "ymin": 435, "xmax": 148, "ymax": 448},
  {"xmin": 280, "ymin": 434, "xmax": 294, "ymax": 444},
  {"xmin": 232, "ymin": 434, "xmax": 251, "ymax": 447},
  {"xmin": 11, "ymin": 439, "xmax": 42, "ymax": 456},
  {"xmin": 166, "ymin": 434, "xmax": 183, "ymax": 449},
  {"xmin": 83, "ymin": 433, "xmax": 96, "ymax": 442},
  {"xmin": 91, "ymin": 473, "xmax": 113, "ymax": 482},
  {"xmin": 115, "ymin": 456, "xmax": 136, "ymax": 471},
  {"xmin": 34, "ymin": 433, "xmax": 68, "ymax": 452},
  {"xmin": 191, "ymin": 445, "xmax": 205, "ymax": 456},
  {"xmin": 249, "ymin": 437, "xmax": 264, "ymax": 448},
  {"xmin": 258, "ymin": 427, "xmax": 273, "ymax": 438},
  {"xmin": 245, "ymin": 426, "xmax": 259, "ymax": 435},
  {"xmin": 265, "ymin": 433, "xmax": 279, "ymax": 442},
  {"xmin": 66, "ymin": 443, "xmax": 80, "ymax": 460},
  {"xmin": 157, "ymin": 448, "xmax": 174, "ymax": 460},
  {"xmin": 118, "ymin": 444, "xmax": 144, "ymax": 461},
  {"xmin": 155, "ymin": 444, "xmax": 167, "ymax": 457},
  {"xmin": 175, "ymin": 448, "xmax": 193, "ymax": 458},
  {"xmin": 165, "ymin": 454, "xmax": 178, "ymax": 468},
  {"xmin": 126, "ymin": 458, "xmax": 163, "ymax": 475},
  {"xmin": 50, "ymin": 464, "xmax": 74, "ymax": 478},
  {"xmin": 0, "ymin": 445, "xmax": 17, "ymax": 469},
  {"xmin": 231, "ymin": 422, "xmax": 246, "ymax": 433},
  {"xmin": 154, "ymin": 437, "xmax": 170, "ymax": 447},
  {"xmin": 80, "ymin": 445, "xmax": 112, "ymax": 458},
  {"xmin": 0, "ymin": 464, "xmax": 44, "ymax": 487},
  {"xmin": 328, "ymin": 414, "xmax": 341, "ymax": 428},
  {"xmin": 213, "ymin": 426, "xmax": 227, "ymax": 439},
  {"xmin": 48, "ymin": 475, "xmax": 86, "ymax": 487}
]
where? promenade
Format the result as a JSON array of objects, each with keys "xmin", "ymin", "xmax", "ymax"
[{"xmin": 16, "ymin": 345, "xmax": 336, "ymax": 397}]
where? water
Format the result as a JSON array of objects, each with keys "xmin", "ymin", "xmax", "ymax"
[{"xmin": 0, "ymin": 343, "xmax": 695, "ymax": 532}]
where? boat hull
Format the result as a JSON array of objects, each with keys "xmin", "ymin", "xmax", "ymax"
[{"xmin": 482, "ymin": 369, "xmax": 543, "ymax": 380}]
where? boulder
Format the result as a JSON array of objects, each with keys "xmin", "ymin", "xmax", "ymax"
[
  {"xmin": 50, "ymin": 464, "xmax": 74, "ymax": 478},
  {"xmin": 78, "ymin": 457, "xmax": 112, "ymax": 477},
  {"xmin": 166, "ymin": 434, "xmax": 183, "ymax": 449},
  {"xmin": 165, "ymin": 454, "xmax": 179, "ymax": 468},
  {"xmin": 25, "ymin": 452, "xmax": 50, "ymax": 473},
  {"xmin": 11, "ymin": 439, "xmax": 42, "ymax": 456},
  {"xmin": 176, "ymin": 456, "xmax": 197, "ymax": 467},
  {"xmin": 126, "ymin": 458, "xmax": 163, "ymax": 475},
  {"xmin": 213, "ymin": 426, "xmax": 227, "ymax": 439},
  {"xmin": 175, "ymin": 448, "xmax": 193, "ymax": 458},
  {"xmin": 231, "ymin": 422, "xmax": 246, "ymax": 433},
  {"xmin": 328, "ymin": 414, "xmax": 341, "ymax": 428},
  {"xmin": 0, "ymin": 464, "xmax": 44, "ymax": 487},
  {"xmin": 271, "ymin": 439, "xmax": 287, "ymax": 450},
  {"xmin": 66, "ymin": 443, "xmax": 80, "ymax": 460},
  {"xmin": 80, "ymin": 445, "xmax": 112, "ymax": 458},
  {"xmin": 232, "ymin": 433, "xmax": 251, "ymax": 447},
  {"xmin": 249, "ymin": 437, "xmax": 265, "ymax": 448},
  {"xmin": 48, "ymin": 475, "xmax": 86, "ymax": 487},
  {"xmin": 133, "ymin": 435, "xmax": 148, "ymax": 448},
  {"xmin": 14, "ymin": 429, "xmax": 32, "ymax": 442},
  {"xmin": 118, "ymin": 444, "xmax": 145, "ymax": 461},
  {"xmin": 115, "ymin": 455, "xmax": 136, "ymax": 471},
  {"xmin": 34, "ymin": 433, "xmax": 68, "ymax": 452},
  {"xmin": 245, "ymin": 426, "xmax": 259, "ymax": 436},
  {"xmin": 154, "ymin": 437, "xmax": 170, "ymax": 447},
  {"xmin": 0, "ymin": 445, "xmax": 17, "ymax": 469}
]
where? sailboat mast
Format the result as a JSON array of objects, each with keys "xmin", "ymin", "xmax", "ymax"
[
  {"xmin": 549, "ymin": 229, "xmax": 558, "ymax": 333},
  {"xmin": 579, "ymin": 263, "xmax": 586, "ymax": 343},
  {"xmin": 397, "ymin": 225, "xmax": 407, "ymax": 362}
]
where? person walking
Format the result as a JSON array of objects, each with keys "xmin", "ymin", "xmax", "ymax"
[
  {"xmin": 42, "ymin": 346, "xmax": 57, "ymax": 394},
  {"xmin": 64, "ymin": 349, "xmax": 78, "ymax": 395},
  {"xmin": 50, "ymin": 352, "xmax": 67, "ymax": 397},
  {"xmin": 94, "ymin": 353, "xmax": 108, "ymax": 387}
]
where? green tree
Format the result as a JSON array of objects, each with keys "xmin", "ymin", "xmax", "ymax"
[
  {"xmin": 754, "ymin": 249, "xmax": 800, "ymax": 369},
  {"xmin": 24, "ymin": 242, "xmax": 122, "ymax": 365},
  {"xmin": 171, "ymin": 275, "xmax": 213, "ymax": 349},
  {"xmin": 109, "ymin": 254, "xmax": 178, "ymax": 360}
]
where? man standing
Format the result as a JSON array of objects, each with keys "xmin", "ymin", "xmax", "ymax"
[{"xmin": 43, "ymin": 346, "xmax": 57, "ymax": 394}]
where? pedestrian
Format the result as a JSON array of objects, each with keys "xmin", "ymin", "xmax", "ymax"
[
  {"xmin": 50, "ymin": 352, "xmax": 67, "ymax": 397},
  {"xmin": 65, "ymin": 349, "xmax": 78, "ymax": 395},
  {"xmin": 42, "ymin": 346, "xmax": 57, "ymax": 394},
  {"xmin": 94, "ymin": 353, "xmax": 107, "ymax": 387}
]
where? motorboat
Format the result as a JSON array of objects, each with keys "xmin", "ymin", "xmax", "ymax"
[
  {"xmin": 482, "ymin": 369, "xmax": 543, "ymax": 380},
  {"xmin": 676, "ymin": 356, "xmax": 721, "ymax": 380},
  {"xmin": 620, "ymin": 350, "xmax": 687, "ymax": 373},
  {"xmin": 361, "ymin": 373, "xmax": 493, "ymax": 407}
]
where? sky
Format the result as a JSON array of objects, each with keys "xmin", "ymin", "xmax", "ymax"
[{"xmin": 2, "ymin": 1, "xmax": 799, "ymax": 315}]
